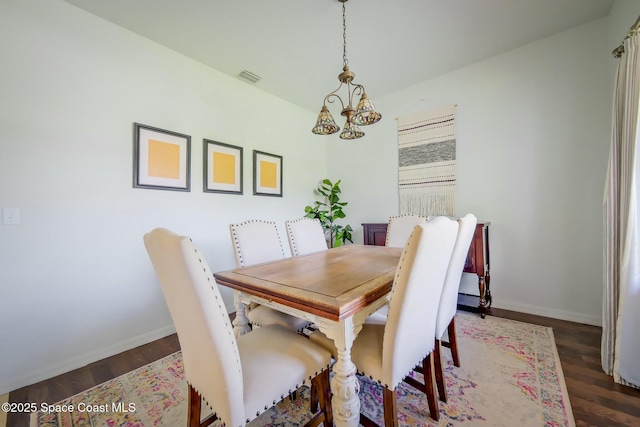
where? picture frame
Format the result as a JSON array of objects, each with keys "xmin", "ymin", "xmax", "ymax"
[
  {"xmin": 133, "ymin": 123, "xmax": 191, "ymax": 191},
  {"xmin": 253, "ymin": 150, "xmax": 283, "ymax": 197},
  {"xmin": 203, "ymin": 139, "xmax": 243, "ymax": 194}
]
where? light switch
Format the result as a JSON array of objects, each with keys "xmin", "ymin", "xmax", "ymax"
[{"xmin": 2, "ymin": 208, "xmax": 20, "ymax": 225}]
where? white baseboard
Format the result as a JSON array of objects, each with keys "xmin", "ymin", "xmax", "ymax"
[
  {"xmin": 492, "ymin": 299, "xmax": 602, "ymax": 327},
  {"xmin": 0, "ymin": 324, "xmax": 176, "ymax": 396},
  {"xmin": 1, "ymin": 302, "xmax": 600, "ymax": 396}
]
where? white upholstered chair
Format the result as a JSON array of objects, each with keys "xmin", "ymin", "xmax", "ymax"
[
  {"xmin": 229, "ymin": 220, "xmax": 310, "ymax": 332},
  {"xmin": 368, "ymin": 215, "xmax": 479, "ymax": 404},
  {"xmin": 385, "ymin": 214, "xmax": 428, "ymax": 248},
  {"xmin": 368, "ymin": 215, "xmax": 429, "ymax": 319},
  {"xmin": 285, "ymin": 217, "xmax": 327, "ymax": 256},
  {"xmin": 311, "ymin": 217, "xmax": 459, "ymax": 425},
  {"xmin": 431, "ymin": 213, "xmax": 477, "ymax": 402},
  {"xmin": 144, "ymin": 228, "xmax": 333, "ymax": 427}
]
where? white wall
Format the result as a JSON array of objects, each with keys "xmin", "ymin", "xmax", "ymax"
[
  {"xmin": 2, "ymin": 0, "xmax": 638, "ymax": 397},
  {"xmin": 0, "ymin": 0, "xmax": 325, "ymax": 394},
  {"xmin": 328, "ymin": 17, "xmax": 615, "ymax": 326}
]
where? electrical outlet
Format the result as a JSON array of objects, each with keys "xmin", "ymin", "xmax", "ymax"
[{"xmin": 2, "ymin": 208, "xmax": 20, "ymax": 225}]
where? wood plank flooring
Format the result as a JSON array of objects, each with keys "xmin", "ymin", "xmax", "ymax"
[
  {"xmin": 7, "ymin": 308, "xmax": 640, "ymax": 427},
  {"xmin": 7, "ymin": 334, "xmax": 181, "ymax": 427},
  {"xmin": 488, "ymin": 308, "xmax": 640, "ymax": 427}
]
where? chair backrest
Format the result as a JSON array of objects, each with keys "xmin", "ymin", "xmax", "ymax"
[
  {"xmin": 229, "ymin": 219, "xmax": 286, "ymax": 267},
  {"xmin": 143, "ymin": 228, "xmax": 244, "ymax": 426},
  {"xmin": 285, "ymin": 217, "xmax": 328, "ymax": 256},
  {"xmin": 382, "ymin": 216, "xmax": 458, "ymax": 389},
  {"xmin": 385, "ymin": 215, "xmax": 428, "ymax": 248},
  {"xmin": 435, "ymin": 214, "xmax": 478, "ymax": 338}
]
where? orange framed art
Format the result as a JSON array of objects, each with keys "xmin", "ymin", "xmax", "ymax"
[
  {"xmin": 133, "ymin": 123, "xmax": 191, "ymax": 192},
  {"xmin": 253, "ymin": 150, "xmax": 282, "ymax": 197},
  {"xmin": 203, "ymin": 139, "xmax": 243, "ymax": 194}
]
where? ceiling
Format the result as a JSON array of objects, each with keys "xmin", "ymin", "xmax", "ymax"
[{"xmin": 62, "ymin": 0, "xmax": 614, "ymax": 113}]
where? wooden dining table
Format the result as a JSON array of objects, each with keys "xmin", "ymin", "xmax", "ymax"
[{"xmin": 213, "ymin": 244, "xmax": 403, "ymax": 427}]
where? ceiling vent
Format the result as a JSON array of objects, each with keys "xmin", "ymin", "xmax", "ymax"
[{"xmin": 238, "ymin": 70, "xmax": 261, "ymax": 84}]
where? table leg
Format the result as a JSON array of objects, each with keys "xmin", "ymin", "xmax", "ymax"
[
  {"xmin": 478, "ymin": 276, "xmax": 487, "ymax": 319},
  {"xmin": 485, "ymin": 271, "xmax": 492, "ymax": 307},
  {"xmin": 317, "ymin": 318, "xmax": 361, "ymax": 427},
  {"xmin": 232, "ymin": 292, "xmax": 251, "ymax": 338},
  {"xmin": 332, "ymin": 349, "xmax": 360, "ymax": 427}
]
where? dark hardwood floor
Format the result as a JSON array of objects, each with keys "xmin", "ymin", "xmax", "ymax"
[
  {"xmin": 8, "ymin": 308, "xmax": 640, "ymax": 427},
  {"xmin": 7, "ymin": 334, "xmax": 181, "ymax": 427},
  {"xmin": 487, "ymin": 308, "xmax": 640, "ymax": 427}
]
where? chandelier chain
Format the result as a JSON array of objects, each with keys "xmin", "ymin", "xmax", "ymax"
[
  {"xmin": 342, "ymin": 1, "xmax": 348, "ymax": 67},
  {"xmin": 311, "ymin": 0, "xmax": 381, "ymax": 138}
]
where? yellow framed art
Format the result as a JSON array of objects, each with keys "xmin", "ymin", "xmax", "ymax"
[
  {"xmin": 253, "ymin": 150, "xmax": 282, "ymax": 197},
  {"xmin": 203, "ymin": 139, "xmax": 243, "ymax": 194},
  {"xmin": 133, "ymin": 123, "xmax": 191, "ymax": 191}
]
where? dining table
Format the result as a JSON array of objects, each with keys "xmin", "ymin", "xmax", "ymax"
[{"xmin": 213, "ymin": 244, "xmax": 403, "ymax": 427}]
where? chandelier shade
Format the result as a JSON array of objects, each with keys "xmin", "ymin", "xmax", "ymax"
[
  {"xmin": 311, "ymin": 0, "xmax": 381, "ymax": 140},
  {"xmin": 352, "ymin": 92, "xmax": 382, "ymax": 126},
  {"xmin": 339, "ymin": 120, "xmax": 364, "ymax": 140},
  {"xmin": 312, "ymin": 106, "xmax": 340, "ymax": 135}
]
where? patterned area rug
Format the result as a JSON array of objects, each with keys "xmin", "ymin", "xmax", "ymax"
[{"xmin": 31, "ymin": 312, "xmax": 575, "ymax": 427}]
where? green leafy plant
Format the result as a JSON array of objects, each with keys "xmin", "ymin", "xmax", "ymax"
[{"xmin": 304, "ymin": 179, "xmax": 353, "ymax": 248}]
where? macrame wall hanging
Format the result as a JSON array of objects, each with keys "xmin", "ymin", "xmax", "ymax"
[{"xmin": 397, "ymin": 104, "xmax": 457, "ymax": 216}]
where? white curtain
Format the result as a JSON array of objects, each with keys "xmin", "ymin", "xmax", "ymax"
[{"xmin": 602, "ymin": 28, "xmax": 640, "ymax": 389}]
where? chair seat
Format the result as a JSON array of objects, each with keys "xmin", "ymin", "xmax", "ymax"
[
  {"xmin": 310, "ymin": 325, "xmax": 387, "ymax": 387},
  {"xmin": 350, "ymin": 325, "xmax": 386, "ymax": 382},
  {"xmin": 144, "ymin": 227, "xmax": 333, "ymax": 427},
  {"xmin": 247, "ymin": 305, "xmax": 310, "ymax": 332},
  {"xmin": 311, "ymin": 218, "xmax": 459, "ymax": 425},
  {"xmin": 308, "ymin": 330, "xmax": 333, "ymax": 357},
  {"xmin": 367, "ymin": 305, "xmax": 389, "ymax": 324},
  {"xmin": 239, "ymin": 326, "xmax": 332, "ymax": 420},
  {"xmin": 230, "ymin": 220, "xmax": 311, "ymax": 333}
]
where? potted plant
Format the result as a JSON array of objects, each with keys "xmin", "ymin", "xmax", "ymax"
[{"xmin": 304, "ymin": 179, "xmax": 353, "ymax": 248}]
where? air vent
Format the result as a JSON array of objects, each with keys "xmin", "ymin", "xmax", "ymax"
[{"xmin": 238, "ymin": 70, "xmax": 261, "ymax": 84}]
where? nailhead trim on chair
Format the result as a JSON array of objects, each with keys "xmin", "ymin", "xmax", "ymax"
[
  {"xmin": 238, "ymin": 365, "xmax": 331, "ymax": 424},
  {"xmin": 385, "ymin": 214, "xmax": 429, "ymax": 246},
  {"xmin": 152, "ymin": 231, "xmax": 330, "ymax": 427},
  {"xmin": 230, "ymin": 220, "xmax": 311, "ymax": 334},
  {"xmin": 204, "ymin": 229, "xmax": 330, "ymax": 424},
  {"xmin": 355, "ymin": 228, "xmax": 435, "ymax": 391},
  {"xmin": 187, "ymin": 381, "xmax": 220, "ymax": 426},
  {"xmin": 189, "ymin": 241, "xmax": 243, "ymax": 427},
  {"xmin": 353, "ymin": 232, "xmax": 418, "ymax": 390},
  {"xmin": 229, "ymin": 219, "xmax": 286, "ymax": 267},
  {"xmin": 358, "ymin": 353, "xmax": 431, "ymax": 390},
  {"xmin": 285, "ymin": 217, "xmax": 323, "ymax": 257},
  {"xmin": 192, "ymin": 242, "xmax": 242, "ymax": 372},
  {"xmin": 384, "ymin": 229, "xmax": 413, "ymax": 312}
]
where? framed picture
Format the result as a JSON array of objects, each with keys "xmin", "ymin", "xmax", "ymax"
[
  {"xmin": 253, "ymin": 150, "xmax": 283, "ymax": 197},
  {"xmin": 203, "ymin": 139, "xmax": 243, "ymax": 194},
  {"xmin": 133, "ymin": 123, "xmax": 191, "ymax": 191}
]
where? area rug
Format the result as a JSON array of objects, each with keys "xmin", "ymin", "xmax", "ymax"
[{"xmin": 30, "ymin": 312, "xmax": 575, "ymax": 427}]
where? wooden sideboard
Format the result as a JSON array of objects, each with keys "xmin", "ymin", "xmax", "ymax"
[{"xmin": 362, "ymin": 221, "xmax": 492, "ymax": 317}]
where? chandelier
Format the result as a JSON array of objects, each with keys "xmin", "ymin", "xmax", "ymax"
[{"xmin": 311, "ymin": 0, "xmax": 381, "ymax": 140}]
